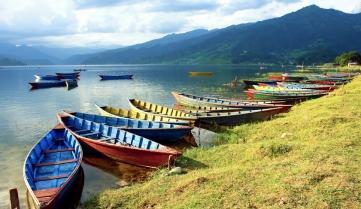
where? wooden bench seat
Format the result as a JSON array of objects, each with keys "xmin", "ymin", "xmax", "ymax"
[
  {"xmin": 33, "ymin": 159, "xmax": 77, "ymax": 167},
  {"xmin": 34, "ymin": 174, "xmax": 69, "ymax": 182},
  {"xmin": 45, "ymin": 148, "xmax": 75, "ymax": 154}
]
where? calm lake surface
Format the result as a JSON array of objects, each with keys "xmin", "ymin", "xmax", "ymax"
[{"xmin": 0, "ymin": 64, "xmax": 292, "ymax": 208}]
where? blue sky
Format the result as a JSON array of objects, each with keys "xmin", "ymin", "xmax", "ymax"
[{"xmin": 0, "ymin": 0, "xmax": 360, "ymax": 48}]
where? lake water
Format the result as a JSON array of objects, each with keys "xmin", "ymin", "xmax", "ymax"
[{"xmin": 0, "ymin": 64, "xmax": 291, "ymax": 208}]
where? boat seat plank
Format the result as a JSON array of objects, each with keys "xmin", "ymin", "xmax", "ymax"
[
  {"xmin": 75, "ymin": 129, "xmax": 89, "ymax": 134},
  {"xmin": 45, "ymin": 148, "xmax": 75, "ymax": 154},
  {"xmin": 34, "ymin": 174, "xmax": 69, "ymax": 182},
  {"xmin": 81, "ymin": 132, "xmax": 100, "ymax": 137},
  {"xmin": 34, "ymin": 188, "xmax": 59, "ymax": 198},
  {"xmin": 33, "ymin": 159, "xmax": 77, "ymax": 167}
]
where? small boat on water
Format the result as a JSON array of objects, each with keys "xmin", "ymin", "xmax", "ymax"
[
  {"xmin": 253, "ymin": 85, "xmax": 330, "ymax": 93},
  {"xmin": 56, "ymin": 72, "xmax": 80, "ymax": 79},
  {"xmin": 24, "ymin": 124, "xmax": 82, "ymax": 209},
  {"xmin": 73, "ymin": 69, "xmax": 86, "ymax": 72},
  {"xmin": 171, "ymin": 92, "xmax": 291, "ymax": 109},
  {"xmin": 99, "ymin": 74, "xmax": 133, "ymax": 80},
  {"xmin": 29, "ymin": 80, "xmax": 66, "ymax": 89},
  {"xmin": 95, "ymin": 104, "xmax": 190, "ymax": 125},
  {"xmin": 188, "ymin": 71, "xmax": 213, "ymax": 76},
  {"xmin": 243, "ymin": 80, "xmax": 278, "ymax": 86},
  {"xmin": 57, "ymin": 112, "xmax": 181, "ymax": 168},
  {"xmin": 129, "ymin": 99, "xmax": 289, "ymax": 126},
  {"xmin": 277, "ymin": 82, "xmax": 337, "ymax": 91},
  {"xmin": 34, "ymin": 75, "xmax": 60, "ymax": 81},
  {"xmin": 66, "ymin": 111, "xmax": 192, "ymax": 143},
  {"xmin": 173, "ymin": 104, "xmax": 244, "ymax": 114}
]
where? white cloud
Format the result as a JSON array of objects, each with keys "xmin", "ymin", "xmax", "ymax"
[{"xmin": 0, "ymin": 0, "xmax": 360, "ymax": 47}]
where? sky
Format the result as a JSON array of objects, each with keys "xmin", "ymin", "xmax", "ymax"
[{"xmin": 0, "ymin": 0, "xmax": 360, "ymax": 48}]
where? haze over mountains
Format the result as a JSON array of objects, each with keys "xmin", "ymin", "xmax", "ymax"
[{"xmin": 1, "ymin": 5, "xmax": 360, "ymax": 66}]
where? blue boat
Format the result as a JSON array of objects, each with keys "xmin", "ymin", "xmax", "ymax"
[
  {"xmin": 56, "ymin": 72, "xmax": 80, "ymax": 79},
  {"xmin": 34, "ymin": 75, "xmax": 60, "ymax": 81},
  {"xmin": 23, "ymin": 125, "xmax": 82, "ymax": 209},
  {"xmin": 99, "ymin": 74, "xmax": 133, "ymax": 80},
  {"xmin": 29, "ymin": 80, "xmax": 66, "ymax": 89},
  {"xmin": 57, "ymin": 112, "xmax": 181, "ymax": 168},
  {"xmin": 67, "ymin": 111, "xmax": 192, "ymax": 143}
]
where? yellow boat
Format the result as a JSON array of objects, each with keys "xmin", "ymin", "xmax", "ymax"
[
  {"xmin": 128, "ymin": 99, "xmax": 197, "ymax": 122},
  {"xmin": 188, "ymin": 71, "xmax": 214, "ymax": 76},
  {"xmin": 95, "ymin": 104, "xmax": 191, "ymax": 125}
]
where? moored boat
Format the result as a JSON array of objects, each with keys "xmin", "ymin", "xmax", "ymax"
[
  {"xmin": 95, "ymin": 104, "xmax": 190, "ymax": 125},
  {"xmin": 67, "ymin": 111, "xmax": 192, "ymax": 143},
  {"xmin": 171, "ymin": 92, "xmax": 291, "ymax": 109},
  {"xmin": 57, "ymin": 112, "xmax": 181, "ymax": 168},
  {"xmin": 29, "ymin": 80, "xmax": 66, "ymax": 89},
  {"xmin": 243, "ymin": 80, "xmax": 278, "ymax": 86},
  {"xmin": 34, "ymin": 75, "xmax": 60, "ymax": 81},
  {"xmin": 129, "ymin": 99, "xmax": 289, "ymax": 126},
  {"xmin": 24, "ymin": 124, "xmax": 82, "ymax": 209},
  {"xmin": 56, "ymin": 72, "xmax": 80, "ymax": 79},
  {"xmin": 245, "ymin": 89, "xmax": 328, "ymax": 100},
  {"xmin": 99, "ymin": 74, "xmax": 133, "ymax": 80},
  {"xmin": 65, "ymin": 79, "xmax": 78, "ymax": 90},
  {"xmin": 188, "ymin": 71, "xmax": 213, "ymax": 76}
]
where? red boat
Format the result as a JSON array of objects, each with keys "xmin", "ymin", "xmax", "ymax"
[
  {"xmin": 57, "ymin": 112, "xmax": 181, "ymax": 168},
  {"xmin": 303, "ymin": 80, "xmax": 337, "ymax": 85}
]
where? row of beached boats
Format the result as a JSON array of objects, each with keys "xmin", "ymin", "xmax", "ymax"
[
  {"xmin": 23, "ymin": 72, "xmax": 358, "ymax": 208},
  {"xmin": 243, "ymin": 72, "xmax": 357, "ymax": 101},
  {"xmin": 23, "ymin": 90, "xmax": 298, "ymax": 208}
]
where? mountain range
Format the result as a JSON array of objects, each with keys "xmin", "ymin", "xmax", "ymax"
[{"xmin": 1, "ymin": 5, "xmax": 361, "ymax": 65}]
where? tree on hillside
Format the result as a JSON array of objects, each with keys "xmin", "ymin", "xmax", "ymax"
[{"xmin": 335, "ymin": 51, "xmax": 361, "ymax": 66}]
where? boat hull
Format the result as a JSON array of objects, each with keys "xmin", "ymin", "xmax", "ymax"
[
  {"xmin": 56, "ymin": 72, "xmax": 80, "ymax": 79},
  {"xmin": 29, "ymin": 81, "xmax": 66, "ymax": 89},
  {"xmin": 171, "ymin": 92, "xmax": 291, "ymax": 109},
  {"xmin": 196, "ymin": 107, "xmax": 286, "ymax": 126},
  {"xmin": 243, "ymin": 80, "xmax": 278, "ymax": 86},
  {"xmin": 34, "ymin": 75, "xmax": 60, "ymax": 81},
  {"xmin": 99, "ymin": 74, "xmax": 133, "ymax": 80}
]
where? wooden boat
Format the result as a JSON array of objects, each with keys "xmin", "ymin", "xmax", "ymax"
[
  {"xmin": 95, "ymin": 104, "xmax": 190, "ymax": 125},
  {"xmin": 277, "ymin": 82, "xmax": 336, "ymax": 91},
  {"xmin": 73, "ymin": 69, "xmax": 86, "ymax": 72},
  {"xmin": 188, "ymin": 71, "xmax": 213, "ymax": 76},
  {"xmin": 57, "ymin": 112, "xmax": 181, "ymax": 168},
  {"xmin": 23, "ymin": 124, "xmax": 82, "ymax": 209},
  {"xmin": 281, "ymin": 73, "xmax": 307, "ymax": 82},
  {"xmin": 245, "ymin": 89, "xmax": 328, "ymax": 100},
  {"xmin": 29, "ymin": 80, "xmax": 66, "ymax": 89},
  {"xmin": 171, "ymin": 92, "xmax": 291, "ymax": 109},
  {"xmin": 129, "ymin": 99, "xmax": 289, "ymax": 126},
  {"xmin": 99, "ymin": 74, "xmax": 133, "ymax": 80},
  {"xmin": 173, "ymin": 104, "xmax": 244, "ymax": 114},
  {"xmin": 67, "ymin": 111, "xmax": 192, "ymax": 143},
  {"xmin": 56, "ymin": 72, "xmax": 80, "ymax": 79},
  {"xmin": 34, "ymin": 75, "xmax": 59, "ymax": 81},
  {"xmin": 129, "ymin": 99, "xmax": 198, "ymax": 122},
  {"xmin": 243, "ymin": 80, "xmax": 278, "ymax": 86},
  {"xmin": 253, "ymin": 85, "xmax": 329, "ymax": 93}
]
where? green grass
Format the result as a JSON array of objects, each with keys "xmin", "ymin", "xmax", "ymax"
[{"xmin": 83, "ymin": 76, "xmax": 361, "ymax": 209}]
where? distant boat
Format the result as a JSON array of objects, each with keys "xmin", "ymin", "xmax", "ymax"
[
  {"xmin": 29, "ymin": 80, "xmax": 66, "ymax": 89},
  {"xmin": 188, "ymin": 71, "xmax": 213, "ymax": 76},
  {"xmin": 57, "ymin": 112, "xmax": 181, "ymax": 168},
  {"xmin": 34, "ymin": 75, "xmax": 59, "ymax": 81},
  {"xmin": 73, "ymin": 69, "xmax": 86, "ymax": 72},
  {"xmin": 56, "ymin": 72, "xmax": 80, "ymax": 79},
  {"xmin": 23, "ymin": 124, "xmax": 82, "ymax": 209},
  {"xmin": 99, "ymin": 74, "xmax": 133, "ymax": 80},
  {"xmin": 66, "ymin": 111, "xmax": 192, "ymax": 143}
]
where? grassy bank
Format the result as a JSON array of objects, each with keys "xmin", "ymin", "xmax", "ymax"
[{"xmin": 84, "ymin": 76, "xmax": 361, "ymax": 209}]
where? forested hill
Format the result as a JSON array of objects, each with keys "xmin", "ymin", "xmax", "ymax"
[{"xmin": 68, "ymin": 5, "xmax": 361, "ymax": 65}]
